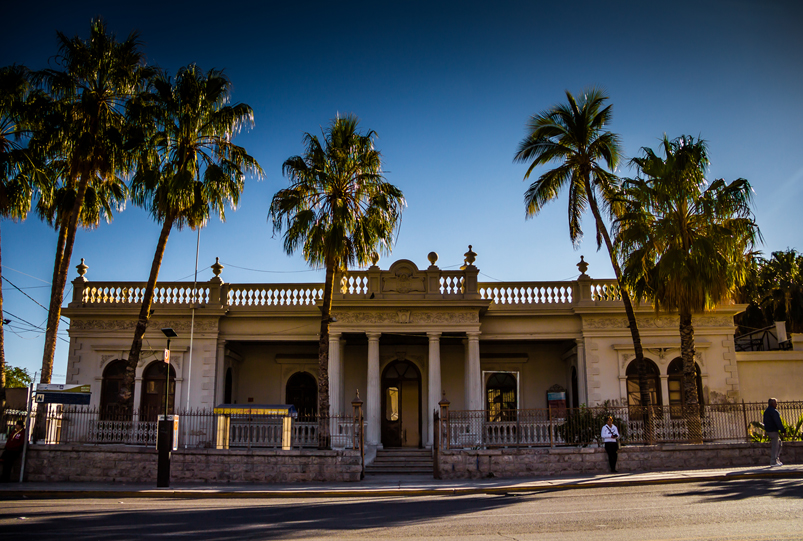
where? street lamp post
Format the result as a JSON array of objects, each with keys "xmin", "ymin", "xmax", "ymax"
[{"xmin": 157, "ymin": 328, "xmax": 178, "ymax": 488}]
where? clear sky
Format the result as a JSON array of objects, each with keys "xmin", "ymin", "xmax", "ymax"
[{"xmin": 2, "ymin": 0, "xmax": 802, "ymax": 383}]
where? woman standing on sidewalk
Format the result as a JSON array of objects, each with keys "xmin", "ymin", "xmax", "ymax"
[{"xmin": 602, "ymin": 416, "xmax": 620, "ymax": 473}]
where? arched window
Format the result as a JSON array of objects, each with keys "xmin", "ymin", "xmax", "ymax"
[
  {"xmin": 667, "ymin": 357, "xmax": 704, "ymax": 417},
  {"xmin": 486, "ymin": 372, "xmax": 517, "ymax": 421},
  {"xmin": 286, "ymin": 372, "xmax": 317, "ymax": 417},
  {"xmin": 626, "ymin": 359, "xmax": 662, "ymax": 408},
  {"xmin": 100, "ymin": 360, "xmax": 129, "ymax": 419},
  {"xmin": 140, "ymin": 361, "xmax": 176, "ymax": 421}
]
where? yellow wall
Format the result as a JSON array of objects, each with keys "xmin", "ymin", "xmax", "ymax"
[{"xmin": 736, "ymin": 352, "xmax": 803, "ymax": 402}]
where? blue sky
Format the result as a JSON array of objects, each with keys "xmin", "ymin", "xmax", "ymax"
[{"xmin": 2, "ymin": 0, "xmax": 802, "ymax": 382}]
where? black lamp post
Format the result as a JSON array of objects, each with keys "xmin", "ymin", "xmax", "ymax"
[{"xmin": 157, "ymin": 327, "xmax": 178, "ymax": 487}]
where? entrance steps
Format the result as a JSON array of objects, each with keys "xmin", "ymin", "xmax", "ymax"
[{"xmin": 365, "ymin": 448, "xmax": 433, "ymax": 475}]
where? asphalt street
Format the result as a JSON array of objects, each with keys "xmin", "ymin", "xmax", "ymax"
[{"xmin": 2, "ymin": 478, "xmax": 802, "ymax": 540}]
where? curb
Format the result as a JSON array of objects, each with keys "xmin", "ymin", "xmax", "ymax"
[{"xmin": 1, "ymin": 469, "xmax": 801, "ymax": 499}]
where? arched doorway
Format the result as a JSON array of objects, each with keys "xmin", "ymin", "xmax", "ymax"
[
  {"xmin": 286, "ymin": 371, "xmax": 317, "ymax": 417},
  {"xmin": 100, "ymin": 359, "xmax": 129, "ymax": 419},
  {"xmin": 486, "ymin": 372, "xmax": 517, "ymax": 422},
  {"xmin": 381, "ymin": 360, "xmax": 421, "ymax": 448},
  {"xmin": 625, "ymin": 358, "xmax": 662, "ymax": 409},
  {"xmin": 667, "ymin": 357, "xmax": 704, "ymax": 417},
  {"xmin": 140, "ymin": 361, "xmax": 176, "ymax": 421}
]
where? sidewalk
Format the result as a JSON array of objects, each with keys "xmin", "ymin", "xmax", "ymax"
[{"xmin": 1, "ymin": 464, "xmax": 801, "ymax": 499}]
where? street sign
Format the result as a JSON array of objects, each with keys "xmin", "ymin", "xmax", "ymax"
[
  {"xmin": 35, "ymin": 384, "xmax": 91, "ymax": 405},
  {"xmin": 164, "ymin": 349, "xmax": 170, "ymax": 363}
]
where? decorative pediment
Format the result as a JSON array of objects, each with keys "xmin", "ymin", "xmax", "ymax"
[{"xmin": 382, "ymin": 260, "xmax": 427, "ymax": 294}]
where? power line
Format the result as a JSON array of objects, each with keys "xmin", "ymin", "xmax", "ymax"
[
  {"xmin": 2, "ymin": 276, "xmax": 71, "ymax": 326},
  {"xmin": 0, "ymin": 265, "xmax": 51, "ymax": 284},
  {"xmin": 221, "ymin": 261, "xmax": 319, "ymax": 274},
  {"xmin": 3, "ymin": 310, "xmax": 70, "ymax": 344}
]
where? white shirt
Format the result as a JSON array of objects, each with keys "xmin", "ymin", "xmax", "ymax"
[{"xmin": 602, "ymin": 423, "xmax": 619, "ymax": 443}]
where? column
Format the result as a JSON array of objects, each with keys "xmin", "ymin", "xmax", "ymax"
[
  {"xmin": 466, "ymin": 332, "xmax": 482, "ymax": 411},
  {"xmin": 427, "ymin": 331, "xmax": 442, "ymax": 448},
  {"xmin": 575, "ymin": 339, "xmax": 588, "ymax": 406},
  {"xmin": 339, "ymin": 339, "xmax": 346, "ymax": 413},
  {"xmin": 328, "ymin": 333, "xmax": 342, "ymax": 415},
  {"xmin": 366, "ymin": 332, "xmax": 381, "ymax": 447},
  {"xmin": 660, "ymin": 375, "xmax": 669, "ymax": 407}
]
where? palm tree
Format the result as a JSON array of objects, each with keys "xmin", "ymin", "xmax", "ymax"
[
  {"xmin": 758, "ymin": 250, "xmax": 803, "ymax": 334},
  {"xmin": 615, "ymin": 135, "xmax": 761, "ymax": 442},
  {"xmin": 0, "ymin": 65, "xmax": 48, "ymax": 416},
  {"xmin": 34, "ymin": 19, "xmax": 153, "ymax": 384},
  {"xmin": 119, "ymin": 64, "xmax": 262, "ymax": 409},
  {"xmin": 269, "ymin": 114, "xmax": 405, "ymax": 448},
  {"xmin": 513, "ymin": 89, "xmax": 654, "ymax": 420}
]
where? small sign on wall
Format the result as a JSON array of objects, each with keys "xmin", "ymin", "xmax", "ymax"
[{"xmin": 547, "ymin": 384, "xmax": 567, "ymax": 417}]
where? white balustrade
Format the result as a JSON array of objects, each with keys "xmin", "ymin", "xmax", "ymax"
[
  {"xmin": 590, "ymin": 280, "xmax": 621, "ymax": 301},
  {"xmin": 81, "ymin": 283, "xmax": 210, "ymax": 306},
  {"xmin": 478, "ymin": 282, "xmax": 574, "ymax": 305},
  {"xmin": 440, "ymin": 273, "xmax": 464, "ymax": 295},
  {"xmin": 227, "ymin": 284, "xmax": 323, "ymax": 307}
]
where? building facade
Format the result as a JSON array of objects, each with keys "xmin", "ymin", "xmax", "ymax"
[{"xmin": 63, "ymin": 248, "xmax": 745, "ymax": 453}]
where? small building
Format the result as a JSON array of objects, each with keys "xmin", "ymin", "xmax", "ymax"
[{"xmin": 63, "ymin": 248, "xmax": 746, "ymax": 454}]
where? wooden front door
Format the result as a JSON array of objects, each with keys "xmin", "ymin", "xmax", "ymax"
[{"xmin": 381, "ymin": 360, "xmax": 421, "ymax": 448}]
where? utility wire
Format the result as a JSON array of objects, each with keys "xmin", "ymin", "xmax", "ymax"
[
  {"xmin": 3, "ymin": 310, "xmax": 70, "ymax": 344},
  {"xmin": 222, "ymin": 262, "xmax": 319, "ymax": 274},
  {"xmin": 0, "ymin": 265, "xmax": 51, "ymax": 284},
  {"xmin": 2, "ymin": 276, "xmax": 71, "ymax": 326}
]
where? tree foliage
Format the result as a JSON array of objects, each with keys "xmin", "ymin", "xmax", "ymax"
[
  {"xmin": 5, "ymin": 365, "xmax": 32, "ymax": 388},
  {"xmin": 514, "ymin": 89, "xmax": 655, "ymax": 424},
  {"xmin": 270, "ymin": 114, "xmax": 405, "ymax": 448},
  {"xmin": 615, "ymin": 135, "xmax": 761, "ymax": 438}
]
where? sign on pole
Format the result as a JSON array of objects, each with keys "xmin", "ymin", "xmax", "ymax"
[
  {"xmin": 35, "ymin": 384, "xmax": 91, "ymax": 405},
  {"xmin": 164, "ymin": 349, "xmax": 170, "ymax": 363}
]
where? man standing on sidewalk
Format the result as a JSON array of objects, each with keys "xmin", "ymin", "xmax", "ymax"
[{"xmin": 763, "ymin": 398, "xmax": 786, "ymax": 466}]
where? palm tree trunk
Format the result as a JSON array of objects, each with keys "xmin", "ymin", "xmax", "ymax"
[
  {"xmin": 40, "ymin": 172, "xmax": 89, "ymax": 384},
  {"xmin": 119, "ymin": 218, "xmax": 174, "ymax": 410},
  {"xmin": 0, "ymin": 222, "xmax": 7, "ymax": 420},
  {"xmin": 317, "ymin": 263, "xmax": 334, "ymax": 450},
  {"xmin": 584, "ymin": 179, "xmax": 654, "ymax": 443},
  {"xmin": 679, "ymin": 310, "xmax": 702, "ymax": 443}
]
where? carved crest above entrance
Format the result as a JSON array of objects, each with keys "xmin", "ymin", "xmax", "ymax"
[{"xmin": 382, "ymin": 260, "xmax": 426, "ymax": 295}]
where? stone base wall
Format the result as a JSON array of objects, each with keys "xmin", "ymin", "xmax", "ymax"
[
  {"xmin": 437, "ymin": 442, "xmax": 803, "ymax": 479},
  {"xmin": 23, "ymin": 445, "xmax": 362, "ymax": 483}
]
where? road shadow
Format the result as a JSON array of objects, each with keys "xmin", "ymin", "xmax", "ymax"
[
  {"xmin": 0, "ymin": 492, "xmax": 524, "ymax": 540},
  {"xmin": 665, "ymin": 477, "xmax": 803, "ymax": 502}
]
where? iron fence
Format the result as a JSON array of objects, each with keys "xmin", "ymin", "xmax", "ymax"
[
  {"xmin": 440, "ymin": 402, "xmax": 803, "ymax": 449},
  {"xmin": 20, "ymin": 405, "xmax": 364, "ymax": 450}
]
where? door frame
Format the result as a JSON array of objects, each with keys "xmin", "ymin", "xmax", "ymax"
[{"xmin": 380, "ymin": 359, "xmax": 423, "ymax": 448}]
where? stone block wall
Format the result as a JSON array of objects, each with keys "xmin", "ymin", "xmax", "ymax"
[
  {"xmin": 23, "ymin": 445, "xmax": 362, "ymax": 483},
  {"xmin": 437, "ymin": 442, "xmax": 803, "ymax": 479}
]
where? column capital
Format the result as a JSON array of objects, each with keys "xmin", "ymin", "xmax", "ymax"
[
  {"xmin": 466, "ymin": 331, "xmax": 481, "ymax": 340},
  {"xmin": 427, "ymin": 331, "xmax": 442, "ymax": 340},
  {"xmin": 329, "ymin": 331, "xmax": 342, "ymax": 339},
  {"xmin": 366, "ymin": 332, "xmax": 381, "ymax": 341}
]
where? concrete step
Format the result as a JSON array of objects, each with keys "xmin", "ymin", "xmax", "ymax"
[{"xmin": 367, "ymin": 448, "xmax": 433, "ymax": 475}]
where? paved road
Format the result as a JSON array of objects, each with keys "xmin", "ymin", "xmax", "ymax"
[{"xmin": 2, "ymin": 478, "xmax": 802, "ymax": 540}]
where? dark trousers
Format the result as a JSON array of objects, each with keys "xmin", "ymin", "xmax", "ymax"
[
  {"xmin": 1, "ymin": 449, "xmax": 22, "ymax": 482},
  {"xmin": 604, "ymin": 442, "xmax": 618, "ymax": 472}
]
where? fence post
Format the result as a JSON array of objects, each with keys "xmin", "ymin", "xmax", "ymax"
[
  {"xmin": 433, "ymin": 411, "xmax": 440, "ymax": 479},
  {"xmin": 741, "ymin": 400, "xmax": 749, "ymax": 442},
  {"xmin": 352, "ymin": 390, "xmax": 364, "ymax": 480},
  {"xmin": 548, "ymin": 405, "xmax": 554, "ymax": 448},
  {"xmin": 439, "ymin": 394, "xmax": 450, "ymax": 451}
]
